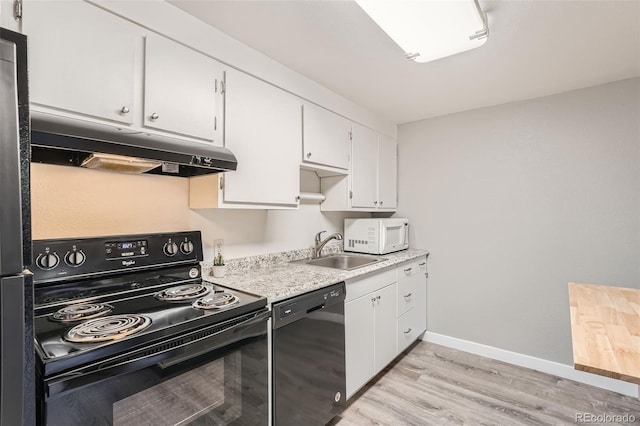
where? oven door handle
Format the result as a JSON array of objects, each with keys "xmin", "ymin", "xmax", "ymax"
[{"xmin": 46, "ymin": 309, "xmax": 270, "ymax": 397}]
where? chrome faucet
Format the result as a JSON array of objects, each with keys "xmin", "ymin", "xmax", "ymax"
[{"xmin": 313, "ymin": 231, "xmax": 343, "ymax": 258}]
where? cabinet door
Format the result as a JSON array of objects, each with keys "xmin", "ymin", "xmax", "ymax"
[
  {"xmin": 345, "ymin": 295, "xmax": 375, "ymax": 399},
  {"xmin": 377, "ymin": 135, "xmax": 397, "ymax": 209},
  {"xmin": 144, "ymin": 34, "xmax": 221, "ymax": 141},
  {"xmin": 350, "ymin": 124, "xmax": 378, "ymax": 209},
  {"xmin": 223, "ymin": 69, "xmax": 301, "ymax": 206},
  {"xmin": 23, "ymin": 0, "xmax": 138, "ymax": 124},
  {"xmin": 302, "ymin": 103, "xmax": 350, "ymax": 169},
  {"xmin": 374, "ymin": 283, "xmax": 398, "ymax": 372}
]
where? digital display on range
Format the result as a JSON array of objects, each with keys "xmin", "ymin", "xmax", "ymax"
[{"xmin": 105, "ymin": 240, "xmax": 148, "ymax": 260}]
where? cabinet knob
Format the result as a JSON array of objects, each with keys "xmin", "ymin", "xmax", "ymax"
[
  {"xmin": 306, "ymin": 152, "xmax": 312, "ymax": 158},
  {"xmin": 377, "ymin": 295, "xmax": 381, "ymax": 301},
  {"xmin": 374, "ymin": 201, "xmax": 378, "ymax": 205},
  {"xmin": 380, "ymin": 200, "xmax": 384, "ymax": 206},
  {"xmin": 150, "ymin": 113, "xmax": 159, "ymax": 120},
  {"xmin": 120, "ymin": 106, "xmax": 130, "ymax": 114}
]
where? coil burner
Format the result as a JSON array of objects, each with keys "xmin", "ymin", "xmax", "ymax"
[
  {"xmin": 192, "ymin": 292, "xmax": 239, "ymax": 310},
  {"xmin": 154, "ymin": 284, "xmax": 211, "ymax": 302},
  {"xmin": 51, "ymin": 303, "xmax": 114, "ymax": 323},
  {"xmin": 64, "ymin": 314, "xmax": 152, "ymax": 343}
]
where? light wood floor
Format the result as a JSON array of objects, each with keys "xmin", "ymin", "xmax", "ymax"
[{"xmin": 331, "ymin": 341, "xmax": 640, "ymax": 426}]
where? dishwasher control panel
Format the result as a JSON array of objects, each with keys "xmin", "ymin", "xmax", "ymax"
[{"xmin": 272, "ymin": 282, "xmax": 345, "ymax": 329}]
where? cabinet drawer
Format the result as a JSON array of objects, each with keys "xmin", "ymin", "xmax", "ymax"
[
  {"xmin": 398, "ymin": 258, "xmax": 425, "ymax": 281},
  {"xmin": 397, "ymin": 308, "xmax": 422, "ymax": 353},
  {"xmin": 396, "ymin": 278, "xmax": 416, "ymax": 317},
  {"xmin": 345, "ymin": 268, "xmax": 396, "ymax": 303}
]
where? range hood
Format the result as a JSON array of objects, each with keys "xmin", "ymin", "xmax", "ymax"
[{"xmin": 30, "ymin": 119, "xmax": 237, "ymax": 177}]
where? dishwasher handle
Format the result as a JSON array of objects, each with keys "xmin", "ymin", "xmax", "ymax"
[
  {"xmin": 272, "ymin": 282, "xmax": 345, "ymax": 329},
  {"xmin": 307, "ymin": 303, "xmax": 325, "ymax": 314}
]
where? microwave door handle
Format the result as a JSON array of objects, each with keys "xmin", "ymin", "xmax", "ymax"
[
  {"xmin": 47, "ymin": 309, "xmax": 270, "ymax": 396},
  {"xmin": 379, "ymin": 224, "xmax": 386, "ymax": 251}
]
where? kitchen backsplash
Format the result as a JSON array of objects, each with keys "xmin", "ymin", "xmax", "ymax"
[
  {"xmin": 201, "ymin": 241, "xmax": 343, "ymax": 277},
  {"xmin": 31, "ymin": 164, "xmax": 363, "ymax": 260}
]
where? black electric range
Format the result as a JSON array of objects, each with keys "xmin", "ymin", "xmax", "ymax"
[
  {"xmin": 33, "ymin": 232, "xmax": 271, "ymax": 426},
  {"xmin": 32, "ymin": 231, "xmax": 270, "ymax": 426}
]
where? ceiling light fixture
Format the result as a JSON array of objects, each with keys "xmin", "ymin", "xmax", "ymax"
[{"xmin": 355, "ymin": 0, "xmax": 489, "ymax": 63}]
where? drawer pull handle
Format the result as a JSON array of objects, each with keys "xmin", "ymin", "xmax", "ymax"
[
  {"xmin": 404, "ymin": 293, "xmax": 412, "ymax": 298},
  {"xmin": 419, "ymin": 262, "xmax": 426, "ymax": 266},
  {"xmin": 404, "ymin": 328, "xmax": 412, "ymax": 334},
  {"xmin": 404, "ymin": 268, "xmax": 412, "ymax": 273}
]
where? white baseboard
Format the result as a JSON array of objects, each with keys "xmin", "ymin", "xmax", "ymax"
[{"xmin": 423, "ymin": 332, "xmax": 639, "ymax": 398}]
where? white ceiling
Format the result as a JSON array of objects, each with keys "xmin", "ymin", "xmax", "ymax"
[{"xmin": 169, "ymin": 0, "xmax": 640, "ymax": 125}]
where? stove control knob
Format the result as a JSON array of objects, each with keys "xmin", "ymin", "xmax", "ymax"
[
  {"xmin": 64, "ymin": 250, "xmax": 86, "ymax": 267},
  {"xmin": 36, "ymin": 253, "xmax": 60, "ymax": 270},
  {"xmin": 180, "ymin": 241, "xmax": 194, "ymax": 255},
  {"xmin": 163, "ymin": 242, "xmax": 179, "ymax": 256}
]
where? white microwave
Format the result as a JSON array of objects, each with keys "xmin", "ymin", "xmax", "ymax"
[{"xmin": 344, "ymin": 218, "xmax": 409, "ymax": 255}]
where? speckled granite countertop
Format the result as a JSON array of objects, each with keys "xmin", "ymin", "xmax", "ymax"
[{"xmin": 202, "ymin": 248, "xmax": 428, "ymax": 304}]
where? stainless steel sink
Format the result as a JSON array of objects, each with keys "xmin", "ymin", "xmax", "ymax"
[{"xmin": 295, "ymin": 253, "xmax": 385, "ymax": 270}]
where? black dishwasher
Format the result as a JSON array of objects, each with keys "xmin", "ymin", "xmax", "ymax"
[{"xmin": 272, "ymin": 282, "xmax": 346, "ymax": 426}]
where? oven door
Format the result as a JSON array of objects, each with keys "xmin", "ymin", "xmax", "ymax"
[{"xmin": 39, "ymin": 309, "xmax": 270, "ymax": 426}]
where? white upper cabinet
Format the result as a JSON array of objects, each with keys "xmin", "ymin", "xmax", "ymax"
[
  {"xmin": 377, "ymin": 134, "xmax": 398, "ymax": 209},
  {"xmin": 22, "ymin": 1, "xmax": 223, "ymax": 144},
  {"xmin": 189, "ymin": 69, "xmax": 301, "ymax": 209},
  {"xmin": 143, "ymin": 34, "xmax": 222, "ymax": 142},
  {"xmin": 23, "ymin": 0, "xmax": 139, "ymax": 125},
  {"xmin": 322, "ymin": 123, "xmax": 397, "ymax": 212},
  {"xmin": 350, "ymin": 124, "xmax": 378, "ymax": 209},
  {"xmin": 351, "ymin": 124, "xmax": 397, "ymax": 210},
  {"xmin": 223, "ymin": 68, "xmax": 301, "ymax": 206},
  {"xmin": 302, "ymin": 103, "xmax": 350, "ymax": 170}
]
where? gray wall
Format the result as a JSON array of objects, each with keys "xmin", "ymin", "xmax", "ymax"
[{"xmin": 397, "ymin": 78, "xmax": 640, "ymax": 365}]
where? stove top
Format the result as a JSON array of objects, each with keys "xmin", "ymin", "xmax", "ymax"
[
  {"xmin": 154, "ymin": 283, "xmax": 211, "ymax": 302},
  {"xmin": 32, "ymin": 232, "xmax": 267, "ymax": 377},
  {"xmin": 64, "ymin": 314, "xmax": 152, "ymax": 343}
]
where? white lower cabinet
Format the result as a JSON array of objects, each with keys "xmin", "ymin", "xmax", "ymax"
[
  {"xmin": 373, "ymin": 284, "xmax": 399, "ymax": 372},
  {"xmin": 345, "ymin": 290, "xmax": 376, "ymax": 399},
  {"xmin": 345, "ymin": 268, "xmax": 396, "ymax": 399},
  {"xmin": 397, "ymin": 257, "xmax": 428, "ymax": 352},
  {"xmin": 345, "ymin": 256, "xmax": 427, "ymax": 399}
]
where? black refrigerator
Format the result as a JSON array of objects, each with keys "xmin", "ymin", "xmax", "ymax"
[{"xmin": 0, "ymin": 28, "xmax": 34, "ymax": 426}]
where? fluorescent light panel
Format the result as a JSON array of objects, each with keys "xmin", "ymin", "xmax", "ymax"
[{"xmin": 356, "ymin": 0, "xmax": 488, "ymax": 63}]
